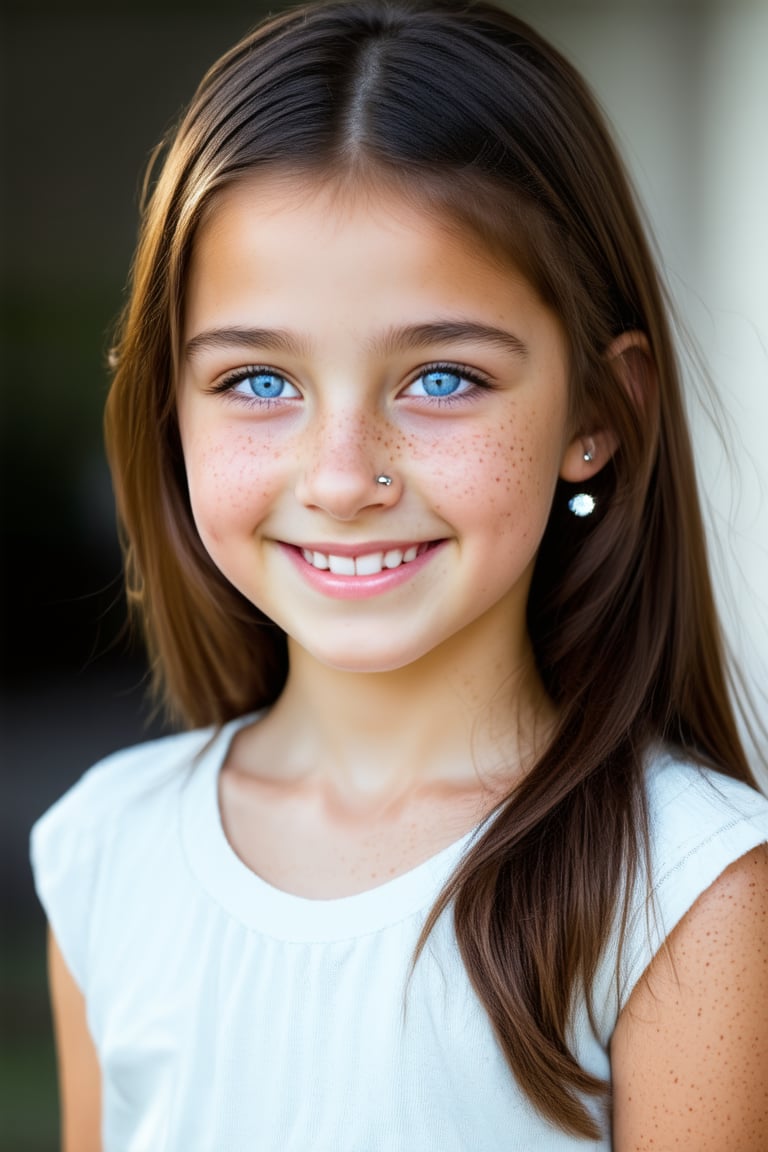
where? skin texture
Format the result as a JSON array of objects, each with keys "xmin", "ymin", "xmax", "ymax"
[
  {"xmin": 48, "ymin": 932, "xmax": 100, "ymax": 1152},
  {"xmin": 611, "ymin": 844, "xmax": 768, "ymax": 1150},
  {"xmin": 49, "ymin": 178, "xmax": 768, "ymax": 1148}
]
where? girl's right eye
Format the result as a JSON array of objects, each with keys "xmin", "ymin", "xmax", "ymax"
[{"xmin": 216, "ymin": 368, "xmax": 301, "ymax": 402}]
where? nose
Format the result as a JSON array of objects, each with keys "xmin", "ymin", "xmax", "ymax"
[{"xmin": 294, "ymin": 410, "xmax": 399, "ymax": 520}]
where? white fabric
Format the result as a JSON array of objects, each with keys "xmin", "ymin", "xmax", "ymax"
[{"xmin": 31, "ymin": 716, "xmax": 768, "ymax": 1151}]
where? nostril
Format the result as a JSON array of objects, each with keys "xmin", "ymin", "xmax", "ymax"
[{"xmin": 295, "ymin": 460, "xmax": 401, "ymax": 519}]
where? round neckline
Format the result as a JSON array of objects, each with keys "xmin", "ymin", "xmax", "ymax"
[{"xmin": 181, "ymin": 714, "xmax": 483, "ymax": 943}]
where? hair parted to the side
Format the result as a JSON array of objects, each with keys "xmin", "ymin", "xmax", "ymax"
[{"xmin": 105, "ymin": 0, "xmax": 758, "ymax": 1137}]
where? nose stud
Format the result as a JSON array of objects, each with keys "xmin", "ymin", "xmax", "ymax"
[{"xmin": 376, "ymin": 474, "xmax": 393, "ymax": 486}]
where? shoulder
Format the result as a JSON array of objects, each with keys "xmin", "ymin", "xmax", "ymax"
[
  {"xmin": 31, "ymin": 724, "xmax": 218, "ymax": 849},
  {"xmin": 644, "ymin": 748, "xmax": 768, "ymax": 834},
  {"xmin": 29, "ymin": 722, "xmax": 234, "ymax": 991},
  {"xmin": 588, "ymin": 750, "xmax": 768, "ymax": 1042},
  {"xmin": 607, "ymin": 756, "xmax": 768, "ymax": 1146},
  {"xmin": 622, "ymin": 750, "xmax": 768, "ymax": 989},
  {"xmin": 639, "ymin": 748, "xmax": 767, "ymax": 922},
  {"xmin": 611, "ymin": 841, "xmax": 768, "ymax": 1149}
]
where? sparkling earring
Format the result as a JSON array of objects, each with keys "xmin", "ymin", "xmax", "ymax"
[
  {"xmin": 569, "ymin": 438, "xmax": 597, "ymax": 515},
  {"xmin": 568, "ymin": 492, "xmax": 596, "ymax": 517}
]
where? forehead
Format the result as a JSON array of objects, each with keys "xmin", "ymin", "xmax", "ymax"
[
  {"xmin": 184, "ymin": 178, "xmax": 564, "ymax": 364},
  {"xmin": 192, "ymin": 168, "xmax": 543, "ymax": 277},
  {"xmin": 184, "ymin": 172, "xmax": 549, "ymax": 324}
]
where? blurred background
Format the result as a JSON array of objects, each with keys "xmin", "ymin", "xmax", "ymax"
[{"xmin": 1, "ymin": 0, "xmax": 766, "ymax": 1147}]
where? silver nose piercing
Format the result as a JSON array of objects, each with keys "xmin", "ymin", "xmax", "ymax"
[{"xmin": 376, "ymin": 474, "xmax": 393, "ymax": 486}]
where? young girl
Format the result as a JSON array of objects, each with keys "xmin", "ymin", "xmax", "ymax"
[{"xmin": 32, "ymin": 1, "xmax": 768, "ymax": 1148}]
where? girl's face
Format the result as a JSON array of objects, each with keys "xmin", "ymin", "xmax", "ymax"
[{"xmin": 178, "ymin": 176, "xmax": 586, "ymax": 675}]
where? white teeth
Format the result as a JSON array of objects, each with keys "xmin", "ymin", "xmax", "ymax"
[
  {"xmin": 328, "ymin": 554, "xmax": 355, "ymax": 575},
  {"xmin": 301, "ymin": 544, "xmax": 426, "ymax": 575},
  {"xmin": 355, "ymin": 552, "xmax": 384, "ymax": 576}
]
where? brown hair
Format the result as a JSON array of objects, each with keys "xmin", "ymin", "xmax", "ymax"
[{"xmin": 105, "ymin": 0, "xmax": 758, "ymax": 1136}]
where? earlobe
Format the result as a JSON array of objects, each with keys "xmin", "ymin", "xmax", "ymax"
[
  {"xmin": 559, "ymin": 429, "xmax": 618, "ymax": 483},
  {"xmin": 559, "ymin": 330, "xmax": 656, "ymax": 482}
]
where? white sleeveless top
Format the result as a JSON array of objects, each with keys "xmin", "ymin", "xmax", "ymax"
[{"xmin": 31, "ymin": 716, "xmax": 768, "ymax": 1151}]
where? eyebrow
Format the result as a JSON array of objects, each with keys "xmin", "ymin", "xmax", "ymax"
[
  {"xmin": 184, "ymin": 326, "xmax": 309, "ymax": 362},
  {"xmin": 183, "ymin": 320, "xmax": 528, "ymax": 362},
  {"xmin": 372, "ymin": 321, "xmax": 528, "ymax": 359}
]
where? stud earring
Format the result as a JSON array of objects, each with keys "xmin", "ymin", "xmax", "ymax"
[
  {"xmin": 376, "ymin": 474, "xmax": 393, "ymax": 487},
  {"xmin": 568, "ymin": 492, "xmax": 596, "ymax": 517},
  {"xmin": 582, "ymin": 440, "xmax": 595, "ymax": 464}
]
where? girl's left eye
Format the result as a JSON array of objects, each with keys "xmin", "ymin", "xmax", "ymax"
[
  {"xmin": 401, "ymin": 366, "xmax": 484, "ymax": 400},
  {"xmin": 219, "ymin": 369, "xmax": 301, "ymax": 401}
]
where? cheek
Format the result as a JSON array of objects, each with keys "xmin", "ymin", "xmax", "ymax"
[
  {"xmin": 181, "ymin": 426, "xmax": 286, "ymax": 540},
  {"xmin": 405, "ymin": 412, "xmax": 560, "ymax": 527}
]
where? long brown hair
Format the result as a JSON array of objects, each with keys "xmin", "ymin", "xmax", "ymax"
[{"xmin": 105, "ymin": 0, "xmax": 758, "ymax": 1136}]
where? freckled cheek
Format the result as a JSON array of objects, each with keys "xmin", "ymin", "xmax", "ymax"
[
  {"xmin": 405, "ymin": 422, "xmax": 555, "ymax": 518},
  {"xmin": 182, "ymin": 429, "xmax": 289, "ymax": 537}
]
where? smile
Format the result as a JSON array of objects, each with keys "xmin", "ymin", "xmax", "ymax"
[{"xmin": 300, "ymin": 543, "xmax": 428, "ymax": 576}]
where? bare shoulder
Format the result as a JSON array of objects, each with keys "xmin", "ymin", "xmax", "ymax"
[
  {"xmin": 48, "ymin": 929, "xmax": 102, "ymax": 1152},
  {"xmin": 611, "ymin": 843, "xmax": 768, "ymax": 1151}
]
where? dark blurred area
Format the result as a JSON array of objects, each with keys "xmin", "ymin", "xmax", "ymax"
[{"xmin": 0, "ymin": 3, "xmax": 276, "ymax": 1146}]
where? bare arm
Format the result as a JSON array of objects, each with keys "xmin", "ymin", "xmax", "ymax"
[
  {"xmin": 611, "ymin": 844, "xmax": 768, "ymax": 1151},
  {"xmin": 48, "ymin": 928, "xmax": 101, "ymax": 1152}
]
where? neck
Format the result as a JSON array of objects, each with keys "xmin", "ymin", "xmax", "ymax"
[{"xmin": 260, "ymin": 626, "xmax": 555, "ymax": 806}]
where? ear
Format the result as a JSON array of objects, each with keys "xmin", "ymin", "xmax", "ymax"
[{"xmin": 559, "ymin": 330, "xmax": 654, "ymax": 482}]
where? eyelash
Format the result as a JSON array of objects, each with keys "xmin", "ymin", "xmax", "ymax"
[
  {"xmin": 209, "ymin": 366, "xmax": 299, "ymax": 409},
  {"xmin": 209, "ymin": 361, "xmax": 495, "ymax": 407},
  {"xmin": 404, "ymin": 361, "xmax": 494, "ymax": 405}
]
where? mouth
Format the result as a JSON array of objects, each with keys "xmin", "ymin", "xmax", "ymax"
[{"xmin": 299, "ymin": 542, "xmax": 431, "ymax": 577}]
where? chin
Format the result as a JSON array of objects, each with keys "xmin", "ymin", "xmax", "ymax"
[
  {"xmin": 297, "ymin": 636, "xmax": 435, "ymax": 676},
  {"xmin": 315, "ymin": 651, "xmax": 419, "ymax": 675}
]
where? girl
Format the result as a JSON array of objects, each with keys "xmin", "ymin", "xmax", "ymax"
[{"xmin": 32, "ymin": 1, "xmax": 768, "ymax": 1149}]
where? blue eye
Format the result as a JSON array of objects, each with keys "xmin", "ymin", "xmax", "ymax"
[
  {"xmin": 228, "ymin": 370, "xmax": 300, "ymax": 400},
  {"xmin": 402, "ymin": 364, "xmax": 484, "ymax": 400},
  {"xmin": 419, "ymin": 369, "xmax": 465, "ymax": 397}
]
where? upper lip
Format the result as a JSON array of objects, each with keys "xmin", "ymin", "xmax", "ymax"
[{"xmin": 284, "ymin": 540, "xmax": 438, "ymax": 557}]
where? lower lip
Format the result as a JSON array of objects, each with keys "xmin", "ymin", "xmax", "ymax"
[{"xmin": 282, "ymin": 542, "xmax": 445, "ymax": 600}]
